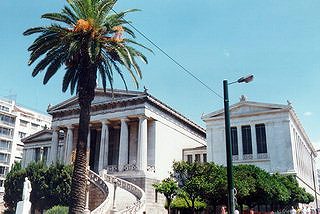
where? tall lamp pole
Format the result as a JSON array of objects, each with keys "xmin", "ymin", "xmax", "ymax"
[
  {"xmin": 224, "ymin": 75, "xmax": 254, "ymax": 214},
  {"xmin": 312, "ymin": 149, "xmax": 320, "ymax": 213}
]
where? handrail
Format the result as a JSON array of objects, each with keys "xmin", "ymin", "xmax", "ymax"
[
  {"xmin": 88, "ymin": 170, "xmax": 111, "ymax": 214},
  {"xmin": 100, "ymin": 170, "xmax": 146, "ymax": 214}
]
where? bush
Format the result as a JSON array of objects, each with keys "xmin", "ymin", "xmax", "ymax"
[
  {"xmin": 4, "ymin": 162, "xmax": 72, "ymax": 213},
  {"xmin": 169, "ymin": 197, "xmax": 206, "ymax": 210},
  {"xmin": 46, "ymin": 205, "xmax": 68, "ymax": 214}
]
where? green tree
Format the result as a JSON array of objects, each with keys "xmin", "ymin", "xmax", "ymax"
[
  {"xmin": 172, "ymin": 161, "xmax": 207, "ymax": 214},
  {"xmin": 276, "ymin": 174, "xmax": 314, "ymax": 208},
  {"xmin": 202, "ymin": 163, "xmax": 227, "ymax": 213},
  {"xmin": 23, "ymin": 0, "xmax": 150, "ymax": 212},
  {"xmin": 153, "ymin": 178, "xmax": 179, "ymax": 214},
  {"xmin": 3, "ymin": 162, "xmax": 26, "ymax": 213},
  {"xmin": 4, "ymin": 162, "xmax": 72, "ymax": 213}
]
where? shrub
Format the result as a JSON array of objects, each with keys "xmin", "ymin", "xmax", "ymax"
[{"xmin": 46, "ymin": 205, "xmax": 68, "ymax": 214}]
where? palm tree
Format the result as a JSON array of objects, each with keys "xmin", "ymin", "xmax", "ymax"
[{"xmin": 23, "ymin": 0, "xmax": 150, "ymax": 212}]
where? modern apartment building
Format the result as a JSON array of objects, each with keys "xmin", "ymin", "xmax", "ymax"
[{"xmin": 0, "ymin": 98, "xmax": 51, "ymax": 192}]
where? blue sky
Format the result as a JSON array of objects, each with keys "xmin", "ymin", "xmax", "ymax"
[{"xmin": 0, "ymin": 0, "xmax": 319, "ymax": 146}]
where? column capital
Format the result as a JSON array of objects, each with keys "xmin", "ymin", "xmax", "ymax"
[
  {"xmin": 67, "ymin": 125, "xmax": 74, "ymax": 130},
  {"xmin": 138, "ymin": 115, "xmax": 148, "ymax": 121},
  {"xmin": 101, "ymin": 120, "xmax": 110, "ymax": 125},
  {"xmin": 120, "ymin": 117, "xmax": 130, "ymax": 123},
  {"xmin": 52, "ymin": 126, "xmax": 60, "ymax": 132}
]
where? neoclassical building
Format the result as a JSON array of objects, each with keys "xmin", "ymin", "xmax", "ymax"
[
  {"xmin": 22, "ymin": 88, "xmax": 206, "ymax": 213},
  {"xmin": 202, "ymin": 96, "xmax": 319, "ymax": 209}
]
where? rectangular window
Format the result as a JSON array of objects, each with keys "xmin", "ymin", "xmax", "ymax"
[
  {"xmin": 43, "ymin": 147, "xmax": 48, "ymax": 163},
  {"xmin": 18, "ymin": 132, "xmax": 26, "ymax": 139},
  {"xmin": 0, "ymin": 114, "xmax": 15, "ymax": 125},
  {"xmin": 195, "ymin": 154, "xmax": 201, "ymax": 162},
  {"xmin": 231, "ymin": 127, "xmax": 238, "ymax": 155},
  {"xmin": 187, "ymin": 155, "xmax": 193, "ymax": 163},
  {"xmin": 31, "ymin": 123, "xmax": 39, "ymax": 128},
  {"xmin": 242, "ymin": 125, "xmax": 252, "ymax": 155},
  {"xmin": 20, "ymin": 120, "xmax": 28, "ymax": 127},
  {"xmin": 0, "ymin": 127, "xmax": 13, "ymax": 138},
  {"xmin": 0, "ymin": 153, "xmax": 8, "ymax": 163},
  {"xmin": 203, "ymin": 154, "xmax": 207, "ymax": 163},
  {"xmin": 0, "ymin": 106, "xmax": 9, "ymax": 112},
  {"xmin": 0, "ymin": 166, "xmax": 6, "ymax": 175},
  {"xmin": 256, "ymin": 124, "xmax": 267, "ymax": 153},
  {"xmin": 0, "ymin": 140, "xmax": 10, "ymax": 150},
  {"xmin": 35, "ymin": 148, "xmax": 41, "ymax": 162}
]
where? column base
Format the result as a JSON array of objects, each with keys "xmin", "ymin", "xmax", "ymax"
[{"xmin": 110, "ymin": 208, "xmax": 119, "ymax": 214}]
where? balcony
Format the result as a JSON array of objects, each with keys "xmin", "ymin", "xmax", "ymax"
[
  {"xmin": 0, "ymin": 133, "xmax": 13, "ymax": 140},
  {"xmin": 0, "ymin": 120, "xmax": 15, "ymax": 127},
  {"xmin": 257, "ymin": 153, "xmax": 269, "ymax": 159}
]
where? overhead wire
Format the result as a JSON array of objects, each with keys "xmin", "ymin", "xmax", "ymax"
[{"xmin": 111, "ymin": 8, "xmax": 223, "ymax": 99}]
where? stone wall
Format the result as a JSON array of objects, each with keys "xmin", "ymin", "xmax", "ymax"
[{"xmin": 89, "ymin": 183, "xmax": 106, "ymax": 211}]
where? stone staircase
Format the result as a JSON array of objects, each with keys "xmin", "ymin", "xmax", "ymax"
[{"xmin": 88, "ymin": 169, "xmax": 146, "ymax": 214}]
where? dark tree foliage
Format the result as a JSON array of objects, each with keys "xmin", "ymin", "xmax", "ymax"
[
  {"xmin": 169, "ymin": 161, "xmax": 314, "ymax": 213},
  {"xmin": 4, "ymin": 162, "xmax": 72, "ymax": 213},
  {"xmin": 172, "ymin": 161, "xmax": 209, "ymax": 214}
]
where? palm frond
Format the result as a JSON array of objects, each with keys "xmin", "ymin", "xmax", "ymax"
[
  {"xmin": 114, "ymin": 48, "xmax": 139, "ymax": 88},
  {"xmin": 109, "ymin": 59, "xmax": 128, "ymax": 90},
  {"xmin": 42, "ymin": 13, "xmax": 76, "ymax": 25},
  {"xmin": 43, "ymin": 52, "xmax": 65, "ymax": 84},
  {"xmin": 62, "ymin": 6, "xmax": 79, "ymax": 23},
  {"xmin": 32, "ymin": 47, "xmax": 65, "ymax": 77},
  {"xmin": 123, "ymin": 38, "xmax": 153, "ymax": 53},
  {"xmin": 23, "ymin": 27, "xmax": 47, "ymax": 36},
  {"xmin": 62, "ymin": 66, "xmax": 77, "ymax": 92}
]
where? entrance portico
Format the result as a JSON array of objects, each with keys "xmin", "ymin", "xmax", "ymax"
[{"xmin": 50, "ymin": 115, "xmax": 155, "ymax": 175}]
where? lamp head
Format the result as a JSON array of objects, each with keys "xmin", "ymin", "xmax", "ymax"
[{"xmin": 237, "ymin": 75, "xmax": 254, "ymax": 83}]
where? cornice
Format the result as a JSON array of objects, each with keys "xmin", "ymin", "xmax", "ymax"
[
  {"xmin": 48, "ymin": 89, "xmax": 206, "ymax": 139},
  {"xmin": 202, "ymin": 100, "xmax": 290, "ymax": 121}
]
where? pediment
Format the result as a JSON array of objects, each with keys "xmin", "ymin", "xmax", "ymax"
[
  {"xmin": 48, "ymin": 88, "xmax": 144, "ymax": 113},
  {"xmin": 22, "ymin": 130, "xmax": 53, "ymax": 144},
  {"xmin": 202, "ymin": 101, "xmax": 289, "ymax": 120}
]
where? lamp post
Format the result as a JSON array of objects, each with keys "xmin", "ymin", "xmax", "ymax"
[
  {"xmin": 312, "ymin": 149, "xmax": 320, "ymax": 213},
  {"xmin": 112, "ymin": 177, "xmax": 118, "ymax": 212},
  {"xmin": 224, "ymin": 74, "xmax": 254, "ymax": 214}
]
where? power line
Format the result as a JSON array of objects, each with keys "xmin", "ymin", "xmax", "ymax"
[{"xmin": 112, "ymin": 8, "xmax": 223, "ymax": 99}]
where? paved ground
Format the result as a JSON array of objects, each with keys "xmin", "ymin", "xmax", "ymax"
[{"xmin": 108, "ymin": 183, "xmax": 137, "ymax": 212}]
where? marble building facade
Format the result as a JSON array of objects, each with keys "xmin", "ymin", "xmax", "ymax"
[
  {"xmin": 22, "ymin": 88, "xmax": 206, "ymax": 213},
  {"xmin": 202, "ymin": 96, "xmax": 319, "ymax": 208}
]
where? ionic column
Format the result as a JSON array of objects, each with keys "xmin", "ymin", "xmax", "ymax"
[
  {"xmin": 251, "ymin": 124, "xmax": 257, "ymax": 159},
  {"xmin": 50, "ymin": 127, "xmax": 59, "ymax": 163},
  {"xmin": 137, "ymin": 116, "xmax": 148, "ymax": 172},
  {"xmin": 64, "ymin": 126, "xmax": 74, "ymax": 164},
  {"xmin": 118, "ymin": 118, "xmax": 129, "ymax": 171},
  {"xmin": 237, "ymin": 126, "xmax": 243, "ymax": 160},
  {"xmin": 98, "ymin": 121, "xmax": 109, "ymax": 171}
]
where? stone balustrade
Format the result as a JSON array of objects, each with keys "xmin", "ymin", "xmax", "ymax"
[
  {"xmin": 88, "ymin": 170, "xmax": 111, "ymax": 214},
  {"xmin": 106, "ymin": 165, "xmax": 119, "ymax": 173},
  {"xmin": 123, "ymin": 163, "xmax": 138, "ymax": 171},
  {"xmin": 100, "ymin": 170, "xmax": 146, "ymax": 214}
]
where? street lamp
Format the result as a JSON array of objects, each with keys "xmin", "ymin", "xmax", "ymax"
[
  {"xmin": 312, "ymin": 149, "xmax": 320, "ymax": 213},
  {"xmin": 223, "ymin": 74, "xmax": 254, "ymax": 214}
]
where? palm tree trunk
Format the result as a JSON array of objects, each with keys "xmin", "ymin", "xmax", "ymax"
[{"xmin": 69, "ymin": 52, "xmax": 97, "ymax": 213}]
